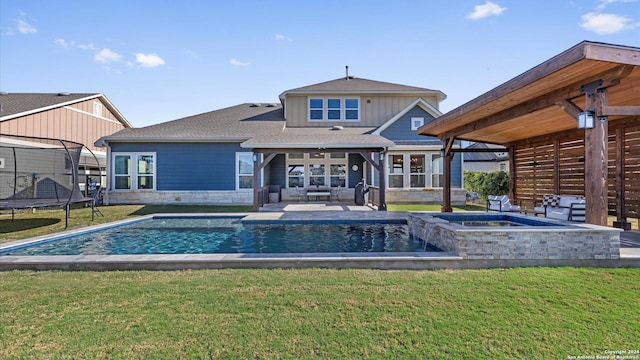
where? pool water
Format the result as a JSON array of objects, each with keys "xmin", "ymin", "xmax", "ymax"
[{"xmin": 1, "ymin": 217, "xmax": 439, "ymax": 255}]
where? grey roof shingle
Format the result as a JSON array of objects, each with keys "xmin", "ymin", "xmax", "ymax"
[
  {"xmin": 241, "ymin": 127, "xmax": 394, "ymax": 149},
  {"xmin": 279, "ymin": 77, "xmax": 446, "ymax": 100},
  {"xmin": 0, "ymin": 92, "xmax": 100, "ymax": 119},
  {"xmin": 99, "ymin": 103, "xmax": 285, "ymax": 143},
  {"xmin": 464, "ymin": 142, "xmax": 509, "ymax": 162}
]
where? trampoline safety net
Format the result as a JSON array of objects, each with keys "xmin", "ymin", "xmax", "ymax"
[{"xmin": 0, "ymin": 134, "xmax": 92, "ymax": 211}]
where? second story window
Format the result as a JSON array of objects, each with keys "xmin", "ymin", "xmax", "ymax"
[{"xmin": 308, "ymin": 97, "xmax": 360, "ymax": 121}]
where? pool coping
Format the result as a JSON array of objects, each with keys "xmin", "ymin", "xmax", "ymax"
[{"xmin": 1, "ymin": 211, "xmax": 639, "ymax": 271}]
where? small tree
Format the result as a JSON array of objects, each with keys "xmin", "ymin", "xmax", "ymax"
[{"xmin": 463, "ymin": 170, "xmax": 510, "ymax": 200}]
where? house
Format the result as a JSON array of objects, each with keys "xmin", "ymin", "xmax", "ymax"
[
  {"xmin": 463, "ymin": 142, "xmax": 509, "ymax": 172},
  {"xmin": 0, "ymin": 92, "xmax": 131, "ymax": 186},
  {"xmin": 96, "ymin": 75, "xmax": 465, "ymax": 209}
]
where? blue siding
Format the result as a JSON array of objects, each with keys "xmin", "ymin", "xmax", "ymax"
[
  {"xmin": 452, "ymin": 153, "xmax": 462, "ymax": 188},
  {"xmin": 348, "ymin": 153, "xmax": 364, "ymax": 188},
  {"xmin": 380, "ymin": 106, "xmax": 439, "ymax": 142},
  {"xmin": 110, "ymin": 142, "xmax": 243, "ymax": 191},
  {"xmin": 267, "ymin": 154, "xmax": 286, "ymax": 187}
]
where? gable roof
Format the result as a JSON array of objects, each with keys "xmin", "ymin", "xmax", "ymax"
[
  {"xmin": 373, "ymin": 98, "xmax": 442, "ymax": 135},
  {"xmin": 97, "ymin": 103, "xmax": 285, "ymax": 145},
  {"xmin": 241, "ymin": 127, "xmax": 394, "ymax": 149},
  {"xmin": 279, "ymin": 77, "xmax": 446, "ymax": 101},
  {"xmin": 0, "ymin": 92, "xmax": 131, "ymax": 128}
]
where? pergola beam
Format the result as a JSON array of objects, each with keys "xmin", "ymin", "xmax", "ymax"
[{"xmin": 439, "ymin": 64, "xmax": 634, "ymax": 140}]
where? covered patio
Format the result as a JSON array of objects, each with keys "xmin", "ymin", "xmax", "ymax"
[
  {"xmin": 418, "ymin": 41, "xmax": 640, "ymax": 228},
  {"xmin": 241, "ymin": 130, "xmax": 394, "ymax": 211}
]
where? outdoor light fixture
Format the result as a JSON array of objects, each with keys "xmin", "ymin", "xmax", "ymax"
[{"xmin": 577, "ymin": 110, "xmax": 595, "ymax": 129}]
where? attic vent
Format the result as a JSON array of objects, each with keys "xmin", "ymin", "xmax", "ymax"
[
  {"xmin": 57, "ymin": 92, "xmax": 70, "ymax": 96},
  {"xmin": 331, "ymin": 125, "xmax": 344, "ymax": 131},
  {"xmin": 250, "ymin": 103, "xmax": 261, "ymax": 107}
]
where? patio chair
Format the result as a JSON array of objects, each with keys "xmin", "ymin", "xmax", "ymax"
[
  {"xmin": 487, "ymin": 195, "xmax": 522, "ymax": 212},
  {"xmin": 331, "ymin": 185, "xmax": 342, "ymax": 201},
  {"xmin": 295, "ymin": 186, "xmax": 306, "ymax": 202}
]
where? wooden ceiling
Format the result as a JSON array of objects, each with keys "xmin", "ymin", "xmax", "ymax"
[{"xmin": 417, "ymin": 41, "xmax": 640, "ymax": 145}]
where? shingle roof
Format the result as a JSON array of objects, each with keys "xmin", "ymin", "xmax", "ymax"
[
  {"xmin": 0, "ymin": 92, "xmax": 100, "ymax": 119},
  {"xmin": 464, "ymin": 142, "xmax": 509, "ymax": 162},
  {"xmin": 241, "ymin": 127, "xmax": 394, "ymax": 149},
  {"xmin": 98, "ymin": 103, "xmax": 285, "ymax": 144},
  {"xmin": 279, "ymin": 77, "xmax": 446, "ymax": 100},
  {"xmin": 0, "ymin": 92, "xmax": 131, "ymax": 127}
]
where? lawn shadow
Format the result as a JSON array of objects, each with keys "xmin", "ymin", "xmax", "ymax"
[{"xmin": 0, "ymin": 218, "xmax": 61, "ymax": 233}]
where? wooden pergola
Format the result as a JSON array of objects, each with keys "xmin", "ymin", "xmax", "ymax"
[{"xmin": 418, "ymin": 41, "xmax": 640, "ymax": 228}]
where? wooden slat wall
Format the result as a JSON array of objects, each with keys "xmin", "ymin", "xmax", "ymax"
[
  {"xmin": 624, "ymin": 125, "xmax": 640, "ymax": 219},
  {"xmin": 513, "ymin": 121, "xmax": 640, "ymax": 226}
]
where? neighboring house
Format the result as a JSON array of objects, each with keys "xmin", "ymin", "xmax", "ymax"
[
  {"xmin": 463, "ymin": 142, "xmax": 509, "ymax": 172},
  {"xmin": 96, "ymin": 76, "xmax": 465, "ymax": 208},
  {"xmin": 0, "ymin": 92, "xmax": 131, "ymax": 185}
]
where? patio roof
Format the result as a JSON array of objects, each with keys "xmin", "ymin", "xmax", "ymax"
[
  {"xmin": 240, "ymin": 127, "xmax": 394, "ymax": 149},
  {"xmin": 417, "ymin": 41, "xmax": 640, "ymax": 145}
]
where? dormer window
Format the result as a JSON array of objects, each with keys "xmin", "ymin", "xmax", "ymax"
[{"xmin": 308, "ymin": 97, "xmax": 359, "ymax": 121}]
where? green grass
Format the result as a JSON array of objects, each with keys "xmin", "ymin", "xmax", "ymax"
[{"xmin": 1, "ymin": 268, "xmax": 639, "ymax": 359}]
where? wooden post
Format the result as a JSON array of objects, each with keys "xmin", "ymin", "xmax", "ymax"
[
  {"xmin": 584, "ymin": 89, "xmax": 608, "ymax": 226},
  {"xmin": 252, "ymin": 154, "xmax": 260, "ymax": 212},
  {"xmin": 441, "ymin": 137, "xmax": 454, "ymax": 213},
  {"xmin": 378, "ymin": 152, "xmax": 386, "ymax": 211},
  {"xmin": 614, "ymin": 127, "xmax": 631, "ymax": 229}
]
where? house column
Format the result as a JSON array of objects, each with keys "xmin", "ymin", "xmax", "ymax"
[
  {"xmin": 378, "ymin": 152, "xmax": 386, "ymax": 211},
  {"xmin": 584, "ymin": 88, "xmax": 608, "ymax": 226},
  {"xmin": 441, "ymin": 137, "xmax": 454, "ymax": 213}
]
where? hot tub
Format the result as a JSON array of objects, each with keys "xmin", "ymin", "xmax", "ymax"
[{"xmin": 408, "ymin": 212, "xmax": 621, "ymax": 260}]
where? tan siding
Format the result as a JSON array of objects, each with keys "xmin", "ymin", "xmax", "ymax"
[
  {"xmin": 285, "ymin": 94, "xmax": 440, "ymax": 127},
  {"xmin": 1, "ymin": 99, "xmax": 126, "ymax": 152}
]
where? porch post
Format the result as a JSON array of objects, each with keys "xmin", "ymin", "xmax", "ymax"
[
  {"xmin": 252, "ymin": 153, "xmax": 260, "ymax": 212},
  {"xmin": 584, "ymin": 88, "xmax": 608, "ymax": 226},
  {"xmin": 614, "ymin": 127, "xmax": 631, "ymax": 229},
  {"xmin": 378, "ymin": 151, "xmax": 386, "ymax": 211},
  {"xmin": 441, "ymin": 137, "xmax": 454, "ymax": 212}
]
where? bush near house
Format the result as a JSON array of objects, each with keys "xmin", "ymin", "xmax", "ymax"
[{"xmin": 463, "ymin": 170, "xmax": 510, "ymax": 200}]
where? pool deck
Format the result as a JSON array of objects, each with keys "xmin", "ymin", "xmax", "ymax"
[{"xmin": 1, "ymin": 209, "xmax": 640, "ymax": 271}]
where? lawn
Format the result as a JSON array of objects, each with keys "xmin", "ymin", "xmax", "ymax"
[{"xmin": 1, "ymin": 268, "xmax": 639, "ymax": 359}]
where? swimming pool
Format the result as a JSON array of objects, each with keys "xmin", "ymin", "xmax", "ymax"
[{"xmin": 0, "ymin": 216, "xmax": 440, "ymax": 256}]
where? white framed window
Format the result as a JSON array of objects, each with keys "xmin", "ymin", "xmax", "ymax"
[
  {"xmin": 411, "ymin": 117, "xmax": 424, "ymax": 130},
  {"xmin": 388, "ymin": 155, "xmax": 404, "ymax": 188},
  {"xmin": 236, "ymin": 153, "xmax": 256, "ymax": 190},
  {"xmin": 286, "ymin": 153, "xmax": 348, "ymax": 188},
  {"xmin": 93, "ymin": 101, "xmax": 103, "ymax": 117},
  {"xmin": 410, "ymin": 154, "xmax": 426, "ymax": 188},
  {"xmin": 307, "ymin": 97, "xmax": 360, "ymax": 121},
  {"xmin": 431, "ymin": 154, "xmax": 443, "ymax": 188},
  {"xmin": 288, "ymin": 164, "xmax": 305, "ymax": 188},
  {"xmin": 112, "ymin": 152, "xmax": 156, "ymax": 191}
]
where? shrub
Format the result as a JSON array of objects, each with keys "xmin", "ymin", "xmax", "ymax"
[{"xmin": 463, "ymin": 170, "xmax": 510, "ymax": 200}]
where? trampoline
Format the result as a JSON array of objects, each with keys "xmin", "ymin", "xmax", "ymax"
[{"xmin": 0, "ymin": 134, "xmax": 102, "ymax": 227}]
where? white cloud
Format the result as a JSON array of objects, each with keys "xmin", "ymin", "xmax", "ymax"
[
  {"xmin": 78, "ymin": 42, "xmax": 98, "ymax": 51},
  {"xmin": 467, "ymin": 1, "xmax": 506, "ymax": 20},
  {"xmin": 275, "ymin": 33, "xmax": 293, "ymax": 42},
  {"xmin": 54, "ymin": 38, "xmax": 75, "ymax": 48},
  {"xmin": 135, "ymin": 53, "xmax": 165, "ymax": 67},
  {"xmin": 16, "ymin": 19, "xmax": 37, "ymax": 34},
  {"xmin": 596, "ymin": 0, "xmax": 638, "ymax": 10},
  {"xmin": 580, "ymin": 12, "xmax": 635, "ymax": 34},
  {"xmin": 94, "ymin": 48, "xmax": 122, "ymax": 63},
  {"xmin": 230, "ymin": 58, "xmax": 249, "ymax": 66}
]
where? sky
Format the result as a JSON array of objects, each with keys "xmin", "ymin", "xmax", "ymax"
[{"xmin": 1, "ymin": 0, "xmax": 639, "ymax": 128}]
